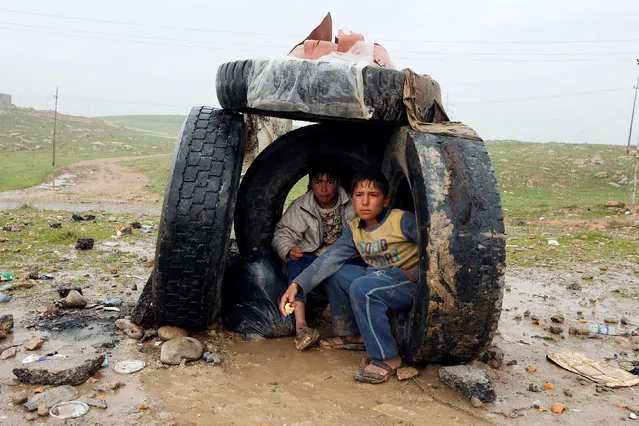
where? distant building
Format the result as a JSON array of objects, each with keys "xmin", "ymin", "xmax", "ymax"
[{"xmin": 0, "ymin": 93, "xmax": 11, "ymax": 106}]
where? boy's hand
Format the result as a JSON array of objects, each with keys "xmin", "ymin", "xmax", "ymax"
[
  {"xmin": 288, "ymin": 246, "xmax": 303, "ymax": 260},
  {"xmin": 279, "ymin": 282, "xmax": 299, "ymax": 316}
]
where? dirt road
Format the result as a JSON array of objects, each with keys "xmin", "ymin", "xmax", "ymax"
[{"xmin": 0, "ymin": 155, "xmax": 166, "ymax": 214}]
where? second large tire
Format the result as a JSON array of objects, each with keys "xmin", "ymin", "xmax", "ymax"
[
  {"xmin": 153, "ymin": 107, "xmax": 246, "ymax": 328},
  {"xmin": 382, "ymin": 127, "xmax": 506, "ymax": 363}
]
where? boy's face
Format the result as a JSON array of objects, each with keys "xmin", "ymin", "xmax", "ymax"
[
  {"xmin": 311, "ymin": 173, "xmax": 338, "ymax": 207},
  {"xmin": 352, "ymin": 180, "xmax": 390, "ymax": 223}
]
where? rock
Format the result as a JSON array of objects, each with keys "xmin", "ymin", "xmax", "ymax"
[
  {"xmin": 621, "ymin": 316, "xmax": 630, "ymax": 325},
  {"xmin": 63, "ymin": 290, "xmax": 87, "ymax": 308},
  {"xmin": 528, "ymin": 383, "xmax": 540, "ymax": 392},
  {"xmin": 158, "ymin": 326, "xmax": 189, "ymax": 341},
  {"xmin": 605, "ymin": 201, "xmax": 625, "ymax": 208},
  {"xmin": 23, "ymin": 385, "xmax": 80, "ymax": 411},
  {"xmin": 470, "ymin": 396, "xmax": 483, "ymax": 407},
  {"xmin": 513, "ymin": 314, "xmax": 523, "ymax": 321},
  {"xmin": 72, "ymin": 214, "xmax": 85, "ymax": 222},
  {"xmin": 549, "ymin": 325, "xmax": 563, "ymax": 335},
  {"xmin": 438, "ymin": 365, "xmax": 496, "ymax": 403},
  {"xmin": 523, "ymin": 310, "xmax": 531, "ymax": 317},
  {"xmin": 75, "ymin": 238, "xmax": 94, "ymax": 250},
  {"xmin": 0, "ymin": 314, "xmax": 14, "ymax": 338},
  {"xmin": 567, "ymin": 282, "xmax": 582, "ymax": 291},
  {"xmin": 506, "ymin": 360, "xmax": 517, "ymax": 366},
  {"xmin": 160, "ymin": 337, "xmax": 203, "ymax": 365},
  {"xmin": 1, "ymin": 346, "xmax": 17, "ymax": 359},
  {"xmin": 396, "ymin": 366, "xmax": 419, "ymax": 381},
  {"xmin": 25, "ymin": 413, "xmax": 37, "ymax": 421},
  {"xmin": 114, "ymin": 319, "xmax": 144, "ymax": 340},
  {"xmin": 12, "ymin": 391, "xmax": 28, "ymax": 405},
  {"xmin": 564, "ymin": 389, "xmax": 573, "ymax": 397},
  {"xmin": 530, "ymin": 314, "xmax": 539, "ymax": 321},
  {"xmin": 37, "ymin": 405, "xmax": 49, "ymax": 416},
  {"xmin": 604, "ymin": 317, "xmax": 618, "ymax": 324},
  {"xmin": 49, "ymin": 222, "xmax": 62, "ymax": 229},
  {"xmin": 568, "ymin": 326, "xmax": 578, "ymax": 335},
  {"xmin": 594, "ymin": 171, "xmax": 608, "ymax": 179},
  {"xmin": 13, "ymin": 352, "xmax": 105, "ymax": 386},
  {"xmin": 202, "ymin": 351, "xmax": 223, "ymax": 365},
  {"xmin": 24, "ymin": 337, "xmax": 45, "ymax": 351},
  {"xmin": 577, "ymin": 328, "xmax": 590, "ymax": 336},
  {"xmin": 85, "ymin": 397, "xmax": 108, "ymax": 409},
  {"xmin": 93, "ymin": 380, "xmax": 125, "ymax": 393},
  {"xmin": 551, "ymin": 314, "xmax": 564, "ymax": 323},
  {"xmin": 479, "ymin": 346, "xmax": 504, "ymax": 369}
]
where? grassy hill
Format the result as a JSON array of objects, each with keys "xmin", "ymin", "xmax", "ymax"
[
  {"xmin": 1, "ymin": 107, "xmax": 636, "ymax": 213},
  {"xmin": 0, "ymin": 106, "xmax": 177, "ymax": 191},
  {"xmin": 98, "ymin": 115, "xmax": 186, "ymax": 138}
]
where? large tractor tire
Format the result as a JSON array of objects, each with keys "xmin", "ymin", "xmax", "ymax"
[
  {"xmin": 382, "ymin": 127, "xmax": 506, "ymax": 363},
  {"xmin": 233, "ymin": 122, "xmax": 391, "ymax": 255},
  {"xmin": 153, "ymin": 107, "xmax": 246, "ymax": 328},
  {"xmin": 216, "ymin": 59, "xmax": 411, "ymax": 125}
]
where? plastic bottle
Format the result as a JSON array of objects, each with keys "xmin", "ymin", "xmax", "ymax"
[{"xmin": 590, "ymin": 324, "xmax": 633, "ymax": 336}]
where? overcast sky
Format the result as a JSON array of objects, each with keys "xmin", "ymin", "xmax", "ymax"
[{"xmin": 1, "ymin": 0, "xmax": 638, "ymax": 144}]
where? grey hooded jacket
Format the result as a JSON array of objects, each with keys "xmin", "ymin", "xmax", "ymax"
[{"xmin": 271, "ymin": 186, "xmax": 356, "ymax": 260}]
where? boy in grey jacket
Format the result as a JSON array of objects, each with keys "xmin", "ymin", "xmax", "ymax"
[{"xmin": 272, "ymin": 164, "xmax": 356, "ymax": 350}]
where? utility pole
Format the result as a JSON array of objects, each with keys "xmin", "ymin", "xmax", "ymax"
[
  {"xmin": 52, "ymin": 86, "xmax": 58, "ymax": 167},
  {"xmin": 627, "ymin": 60, "xmax": 639, "ymax": 154}
]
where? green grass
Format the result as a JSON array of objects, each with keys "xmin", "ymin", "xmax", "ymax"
[
  {"xmin": 119, "ymin": 155, "xmax": 172, "ymax": 196},
  {"xmin": 0, "ymin": 207, "xmax": 158, "ymax": 274},
  {"xmin": 0, "ymin": 106, "xmax": 176, "ymax": 191},
  {"xmin": 98, "ymin": 115, "xmax": 186, "ymax": 138}
]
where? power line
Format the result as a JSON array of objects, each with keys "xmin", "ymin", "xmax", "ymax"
[
  {"xmin": 455, "ymin": 87, "xmax": 631, "ymax": 105},
  {"xmin": 4, "ymin": 8, "xmax": 639, "ymax": 45}
]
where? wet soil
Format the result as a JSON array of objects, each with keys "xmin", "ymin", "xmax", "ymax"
[{"xmin": 0, "ymin": 162, "xmax": 638, "ymax": 425}]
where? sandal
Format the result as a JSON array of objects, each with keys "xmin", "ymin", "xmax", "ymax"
[
  {"xmin": 294, "ymin": 327, "xmax": 320, "ymax": 351},
  {"xmin": 354, "ymin": 359, "xmax": 398, "ymax": 384},
  {"xmin": 318, "ymin": 336, "xmax": 366, "ymax": 351}
]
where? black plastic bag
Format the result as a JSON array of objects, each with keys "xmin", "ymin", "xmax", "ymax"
[{"xmin": 222, "ymin": 251, "xmax": 294, "ymax": 340}]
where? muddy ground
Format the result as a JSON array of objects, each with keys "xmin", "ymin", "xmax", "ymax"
[{"xmin": 0, "ymin": 158, "xmax": 638, "ymax": 425}]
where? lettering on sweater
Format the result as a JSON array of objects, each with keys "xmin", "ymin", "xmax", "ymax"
[{"xmin": 358, "ymin": 238, "xmax": 401, "ymax": 267}]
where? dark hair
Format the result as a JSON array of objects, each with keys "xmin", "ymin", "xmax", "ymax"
[
  {"xmin": 351, "ymin": 170, "xmax": 389, "ymax": 197},
  {"xmin": 308, "ymin": 161, "xmax": 340, "ymax": 182}
]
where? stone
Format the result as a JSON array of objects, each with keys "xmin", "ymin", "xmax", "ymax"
[
  {"xmin": 549, "ymin": 325, "xmax": 563, "ymax": 335},
  {"xmin": 37, "ymin": 405, "xmax": 49, "ymax": 416},
  {"xmin": 605, "ymin": 201, "xmax": 625, "ymax": 208},
  {"xmin": 49, "ymin": 222, "xmax": 62, "ymax": 229},
  {"xmin": 75, "ymin": 238, "xmax": 94, "ymax": 250},
  {"xmin": 551, "ymin": 314, "xmax": 564, "ymax": 323},
  {"xmin": 158, "ymin": 326, "xmax": 189, "ymax": 341},
  {"xmin": 479, "ymin": 346, "xmax": 504, "ymax": 369},
  {"xmin": 396, "ymin": 366, "xmax": 419, "ymax": 381},
  {"xmin": 568, "ymin": 326, "xmax": 578, "ymax": 335},
  {"xmin": 63, "ymin": 290, "xmax": 87, "ymax": 308},
  {"xmin": 506, "ymin": 360, "xmax": 517, "ymax": 366},
  {"xmin": 85, "ymin": 397, "xmax": 108, "ymax": 409},
  {"xmin": 470, "ymin": 396, "xmax": 483, "ymax": 407},
  {"xmin": 24, "ymin": 337, "xmax": 45, "ymax": 351},
  {"xmin": 160, "ymin": 337, "xmax": 203, "ymax": 365},
  {"xmin": 564, "ymin": 389, "xmax": 573, "ymax": 397},
  {"xmin": 577, "ymin": 328, "xmax": 590, "ymax": 336},
  {"xmin": 23, "ymin": 385, "xmax": 80, "ymax": 411},
  {"xmin": 1, "ymin": 346, "xmax": 17, "ymax": 359},
  {"xmin": 530, "ymin": 314, "xmax": 539, "ymax": 321},
  {"xmin": 438, "ymin": 365, "xmax": 497, "ymax": 403},
  {"xmin": 25, "ymin": 413, "xmax": 37, "ymax": 421},
  {"xmin": 620, "ymin": 316, "xmax": 630, "ymax": 325},
  {"xmin": 114, "ymin": 319, "xmax": 144, "ymax": 340},
  {"xmin": 12, "ymin": 391, "xmax": 28, "ymax": 405},
  {"xmin": 604, "ymin": 317, "xmax": 618, "ymax": 324},
  {"xmin": 13, "ymin": 352, "xmax": 105, "ymax": 386},
  {"xmin": 523, "ymin": 310, "xmax": 530, "ymax": 317},
  {"xmin": 528, "ymin": 383, "xmax": 540, "ymax": 392},
  {"xmin": 567, "ymin": 282, "xmax": 582, "ymax": 291},
  {"xmin": 0, "ymin": 314, "xmax": 14, "ymax": 339}
]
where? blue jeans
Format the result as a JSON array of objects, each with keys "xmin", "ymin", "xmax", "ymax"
[
  {"xmin": 326, "ymin": 264, "xmax": 416, "ymax": 361},
  {"xmin": 287, "ymin": 255, "xmax": 317, "ymax": 302}
]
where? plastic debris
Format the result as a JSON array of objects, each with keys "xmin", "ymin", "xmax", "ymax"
[
  {"xmin": 547, "ymin": 240, "xmax": 560, "ymax": 246},
  {"xmin": 0, "ymin": 283, "xmax": 12, "ymax": 291},
  {"xmin": 39, "ymin": 274, "xmax": 54, "ymax": 280},
  {"xmin": 0, "ymin": 293, "xmax": 11, "ymax": 302},
  {"xmin": 113, "ymin": 360, "xmax": 145, "ymax": 374},
  {"xmin": 22, "ymin": 353, "xmax": 67, "ymax": 363},
  {"xmin": 589, "ymin": 324, "xmax": 635, "ymax": 336},
  {"xmin": 49, "ymin": 401, "xmax": 90, "ymax": 419},
  {"xmin": 0, "ymin": 272, "xmax": 13, "ymax": 281},
  {"xmin": 102, "ymin": 298, "xmax": 122, "ymax": 307}
]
